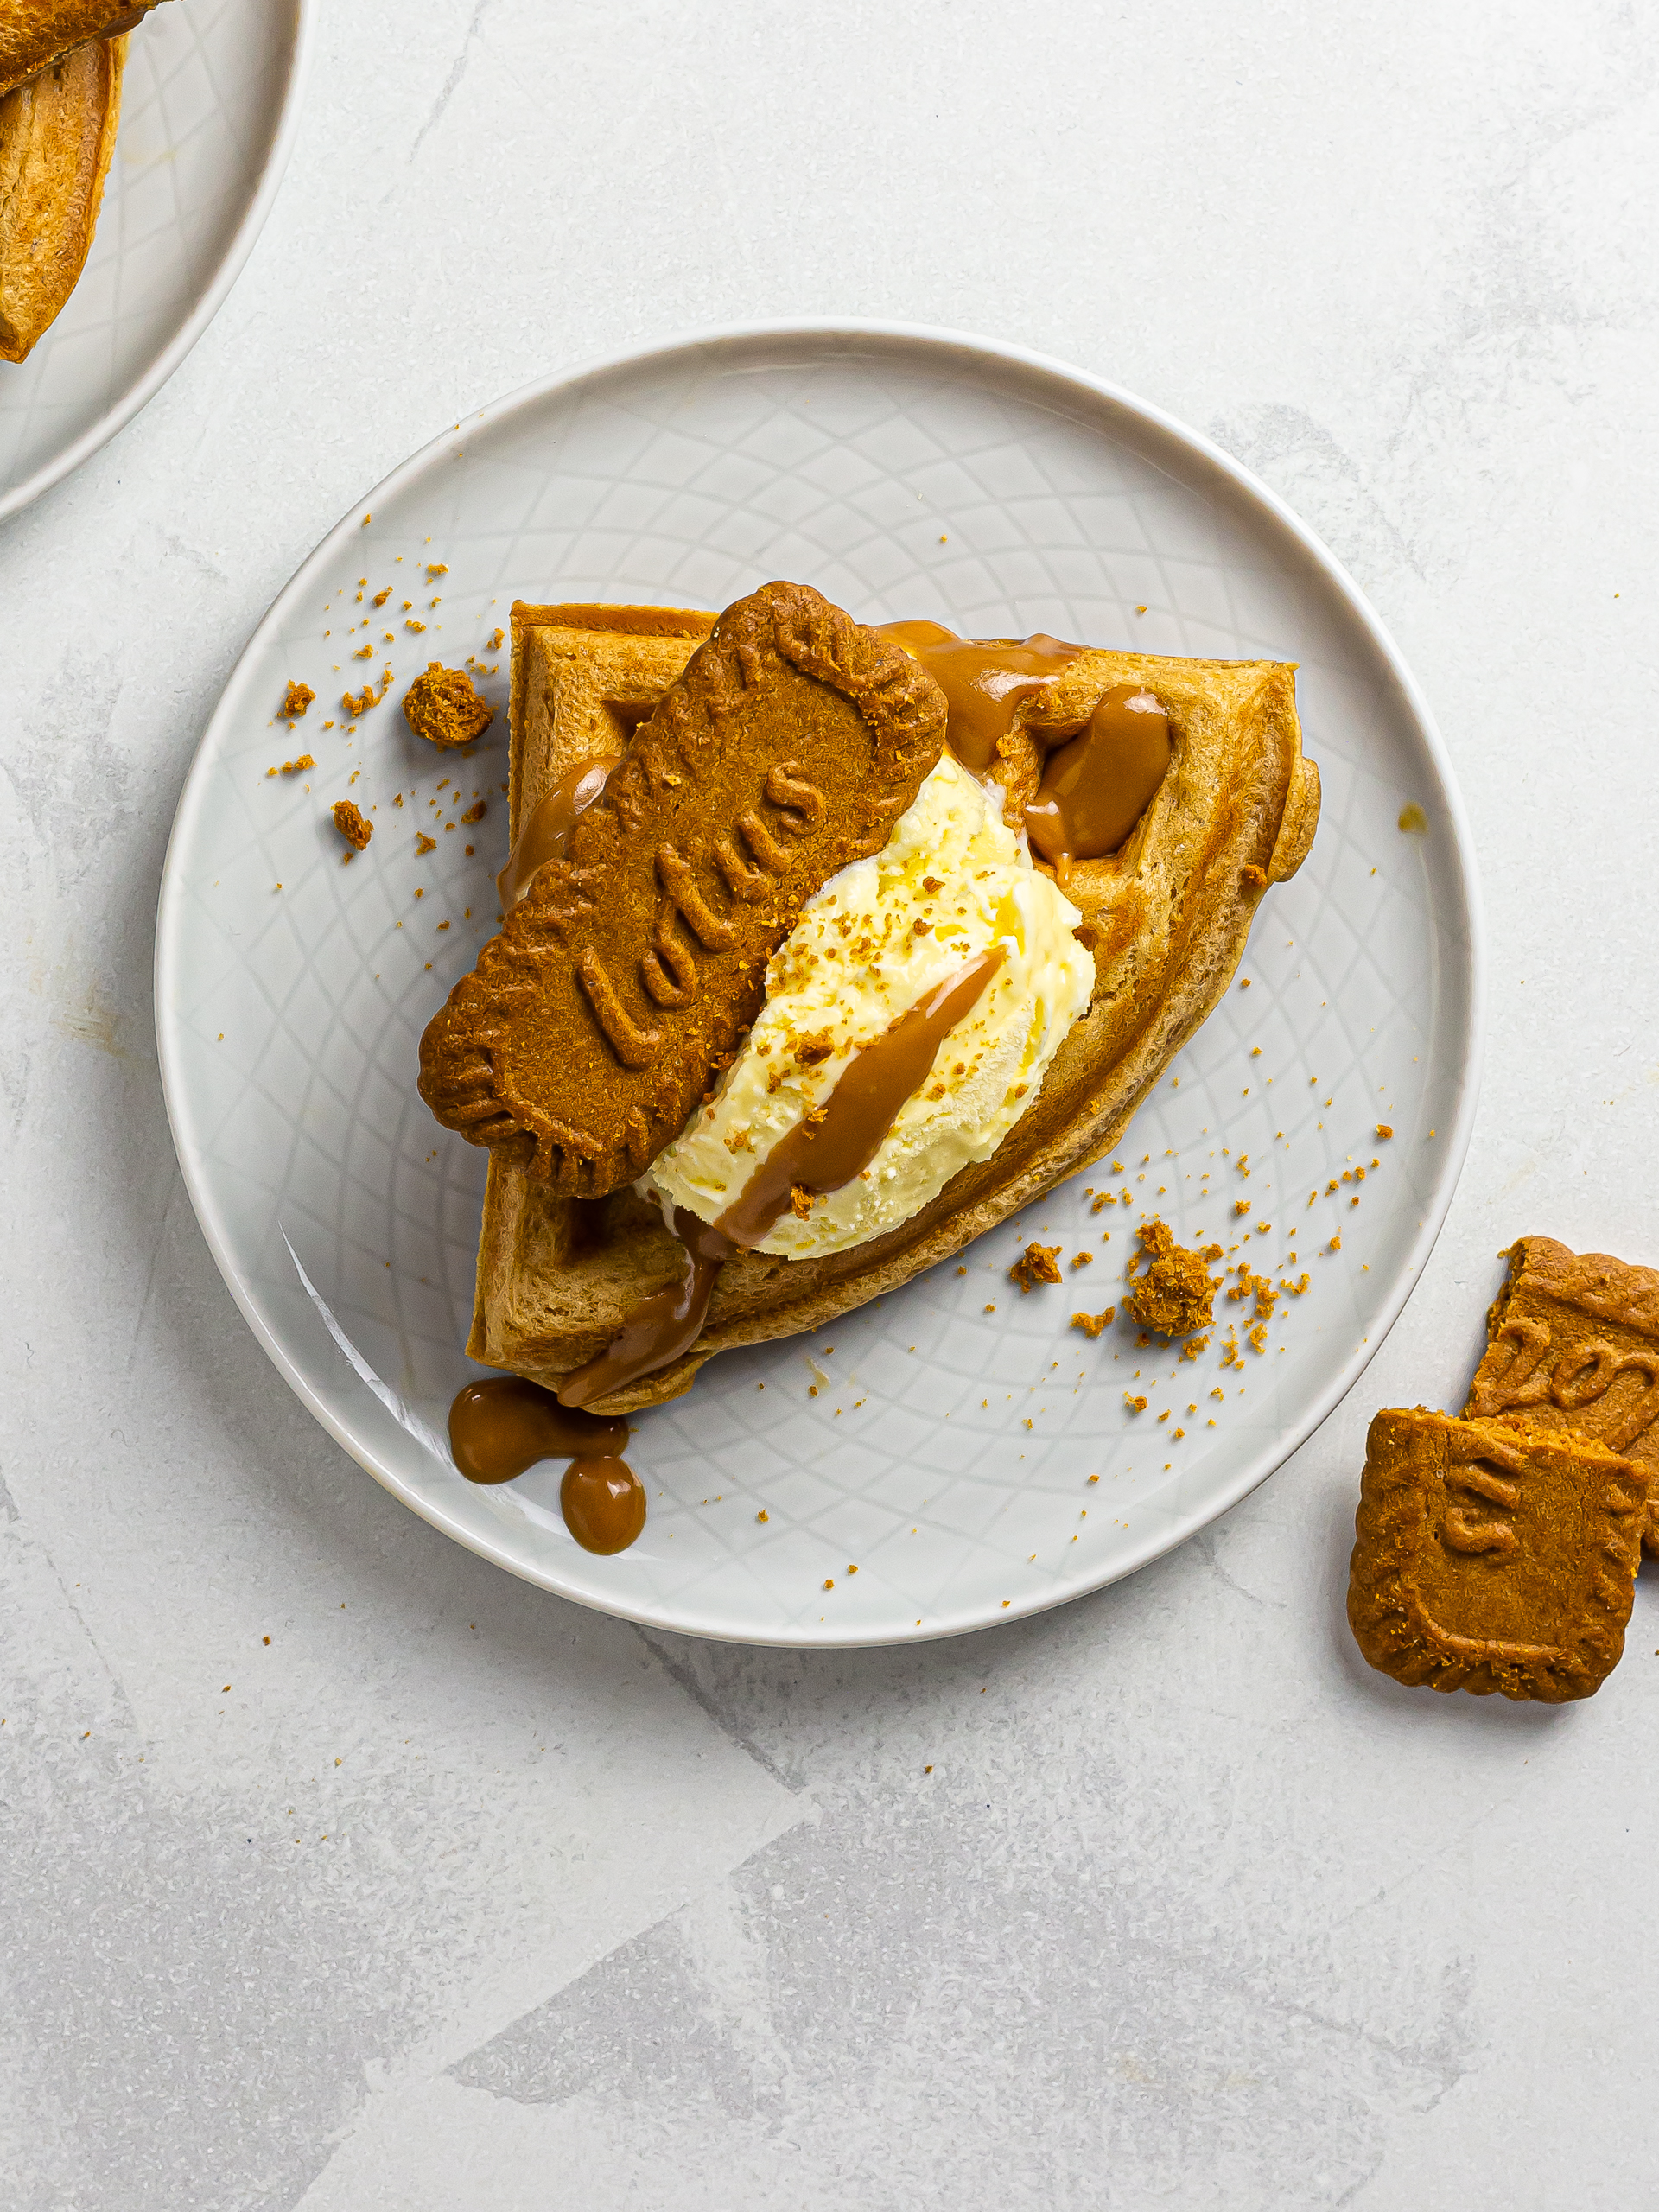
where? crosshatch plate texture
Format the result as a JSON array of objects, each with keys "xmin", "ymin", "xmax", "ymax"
[
  {"xmin": 0, "ymin": 0, "xmax": 312, "ymax": 521},
  {"xmin": 154, "ymin": 321, "xmax": 1483, "ymax": 1647}
]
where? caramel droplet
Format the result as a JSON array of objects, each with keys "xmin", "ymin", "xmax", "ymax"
[{"xmin": 561, "ymin": 1456, "xmax": 647, "ymax": 1554}]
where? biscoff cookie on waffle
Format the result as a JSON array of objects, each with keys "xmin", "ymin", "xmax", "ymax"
[{"xmin": 420, "ymin": 582, "xmax": 946, "ymax": 1192}]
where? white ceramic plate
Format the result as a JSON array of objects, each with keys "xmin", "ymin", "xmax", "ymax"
[
  {"xmin": 0, "ymin": 0, "xmax": 312, "ymax": 522},
  {"xmin": 155, "ymin": 321, "xmax": 1483, "ymax": 1647}
]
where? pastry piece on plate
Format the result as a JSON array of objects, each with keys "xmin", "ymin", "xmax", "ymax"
[
  {"xmin": 0, "ymin": 28, "xmax": 124, "ymax": 362},
  {"xmin": 421, "ymin": 585, "xmax": 1319, "ymax": 1414},
  {"xmin": 1347, "ymin": 1405, "xmax": 1649, "ymax": 1702},
  {"xmin": 1465, "ymin": 1232, "xmax": 1659, "ymax": 1556},
  {"xmin": 0, "ymin": 1, "xmax": 161, "ymax": 100}
]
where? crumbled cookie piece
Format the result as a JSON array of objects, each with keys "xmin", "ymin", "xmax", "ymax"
[
  {"xmin": 403, "ymin": 662, "xmax": 494, "ymax": 750},
  {"xmin": 342, "ymin": 665, "xmax": 392, "ymax": 718},
  {"xmin": 282, "ymin": 681, "xmax": 315, "ymax": 719},
  {"xmin": 1124, "ymin": 1218, "xmax": 1217, "ymax": 1338},
  {"xmin": 1009, "ymin": 1242, "xmax": 1063, "ymax": 1292},
  {"xmin": 1070, "ymin": 1307, "xmax": 1116, "ymax": 1338},
  {"xmin": 332, "ymin": 799, "xmax": 372, "ymax": 853}
]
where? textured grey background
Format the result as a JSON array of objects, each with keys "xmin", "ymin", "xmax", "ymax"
[{"xmin": 3, "ymin": 2, "xmax": 1656, "ymax": 2204}]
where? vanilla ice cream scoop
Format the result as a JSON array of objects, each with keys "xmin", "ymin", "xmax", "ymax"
[{"xmin": 645, "ymin": 753, "xmax": 1094, "ymax": 1258}]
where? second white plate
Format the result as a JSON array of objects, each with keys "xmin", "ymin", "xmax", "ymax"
[
  {"xmin": 155, "ymin": 321, "xmax": 1482, "ymax": 1646},
  {"xmin": 0, "ymin": 0, "xmax": 312, "ymax": 521}
]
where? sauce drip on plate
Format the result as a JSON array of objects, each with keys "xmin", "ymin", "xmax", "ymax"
[{"xmin": 448, "ymin": 1376, "xmax": 639, "ymax": 1555}]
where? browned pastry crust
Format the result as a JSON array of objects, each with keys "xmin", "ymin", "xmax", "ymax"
[
  {"xmin": 462, "ymin": 601, "xmax": 1319, "ymax": 1409},
  {"xmin": 0, "ymin": 29, "xmax": 122, "ymax": 362},
  {"xmin": 419, "ymin": 582, "xmax": 946, "ymax": 1197},
  {"xmin": 0, "ymin": 1, "xmax": 160, "ymax": 99},
  {"xmin": 1347, "ymin": 1406, "xmax": 1648, "ymax": 1702},
  {"xmin": 1465, "ymin": 1233, "xmax": 1659, "ymax": 1556}
]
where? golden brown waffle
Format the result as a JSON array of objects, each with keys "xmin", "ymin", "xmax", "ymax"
[
  {"xmin": 1347, "ymin": 1406, "xmax": 1648, "ymax": 1701},
  {"xmin": 0, "ymin": 3, "xmax": 159, "ymax": 100},
  {"xmin": 0, "ymin": 29, "xmax": 124, "ymax": 362},
  {"xmin": 462, "ymin": 598, "xmax": 1319, "ymax": 1410}
]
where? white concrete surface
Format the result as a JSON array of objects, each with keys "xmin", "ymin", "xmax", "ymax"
[{"xmin": 3, "ymin": 2, "xmax": 1658, "ymax": 2204}]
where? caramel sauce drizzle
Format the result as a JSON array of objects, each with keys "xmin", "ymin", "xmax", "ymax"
[
  {"xmin": 560, "ymin": 1456, "xmax": 647, "ymax": 1554},
  {"xmin": 714, "ymin": 947, "xmax": 1004, "ymax": 1247},
  {"xmin": 557, "ymin": 1206, "xmax": 734, "ymax": 1413},
  {"xmin": 874, "ymin": 620, "xmax": 1081, "ymax": 773},
  {"xmin": 874, "ymin": 623, "xmax": 1171, "ymax": 866},
  {"xmin": 1025, "ymin": 684, "xmax": 1171, "ymax": 868},
  {"xmin": 557, "ymin": 948, "xmax": 1003, "ymax": 1411},
  {"xmin": 498, "ymin": 755, "xmax": 619, "ymax": 909}
]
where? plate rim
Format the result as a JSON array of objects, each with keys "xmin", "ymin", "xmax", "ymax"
[
  {"xmin": 153, "ymin": 315, "xmax": 1487, "ymax": 1647},
  {"xmin": 0, "ymin": 0, "xmax": 317, "ymax": 524}
]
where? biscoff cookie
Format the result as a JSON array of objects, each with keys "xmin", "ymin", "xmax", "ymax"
[
  {"xmin": 419, "ymin": 582, "xmax": 946, "ymax": 1197},
  {"xmin": 1347, "ymin": 1406, "xmax": 1649, "ymax": 1703},
  {"xmin": 1465, "ymin": 1235, "xmax": 1659, "ymax": 1554}
]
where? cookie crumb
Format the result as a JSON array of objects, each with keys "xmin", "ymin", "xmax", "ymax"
[
  {"xmin": 1124, "ymin": 1218, "xmax": 1217, "ymax": 1338},
  {"xmin": 332, "ymin": 799, "xmax": 372, "ymax": 852},
  {"xmin": 281, "ymin": 681, "xmax": 315, "ymax": 719},
  {"xmin": 1071, "ymin": 1307, "xmax": 1116, "ymax": 1338},
  {"xmin": 342, "ymin": 665, "xmax": 391, "ymax": 718},
  {"xmin": 404, "ymin": 663, "xmax": 493, "ymax": 749},
  {"xmin": 1009, "ymin": 1242, "xmax": 1063, "ymax": 1292}
]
